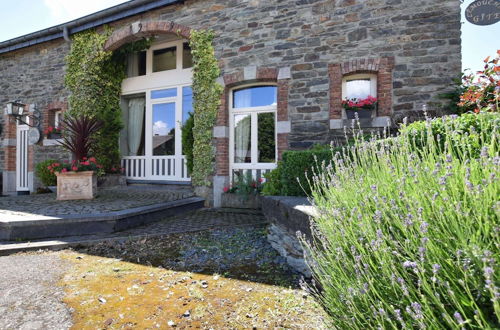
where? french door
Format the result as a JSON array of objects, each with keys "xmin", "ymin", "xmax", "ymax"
[{"xmin": 120, "ymin": 38, "xmax": 193, "ymax": 182}]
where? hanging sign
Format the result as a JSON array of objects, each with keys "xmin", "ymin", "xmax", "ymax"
[{"xmin": 465, "ymin": 0, "xmax": 500, "ymax": 26}]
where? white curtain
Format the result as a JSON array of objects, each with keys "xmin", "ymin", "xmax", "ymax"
[
  {"xmin": 126, "ymin": 53, "xmax": 139, "ymax": 77},
  {"xmin": 235, "ymin": 114, "xmax": 251, "ymax": 163},
  {"xmin": 128, "ymin": 98, "xmax": 145, "ymax": 156}
]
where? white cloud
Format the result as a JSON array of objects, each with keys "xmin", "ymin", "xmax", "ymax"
[
  {"xmin": 153, "ymin": 120, "xmax": 169, "ymax": 136},
  {"xmin": 43, "ymin": 0, "xmax": 128, "ymax": 23}
]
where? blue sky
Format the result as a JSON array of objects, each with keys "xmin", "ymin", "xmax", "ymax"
[{"xmin": 0, "ymin": 0, "xmax": 498, "ymax": 73}]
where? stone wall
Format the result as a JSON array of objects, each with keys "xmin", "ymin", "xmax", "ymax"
[{"xmin": 0, "ymin": 0, "xmax": 462, "ymax": 190}]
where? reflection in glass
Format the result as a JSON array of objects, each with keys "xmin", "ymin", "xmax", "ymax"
[
  {"xmin": 346, "ymin": 79, "xmax": 371, "ymax": 99},
  {"xmin": 258, "ymin": 112, "xmax": 275, "ymax": 163},
  {"xmin": 233, "ymin": 86, "xmax": 277, "ymax": 108},
  {"xmin": 234, "ymin": 114, "xmax": 251, "ymax": 163},
  {"xmin": 182, "ymin": 86, "xmax": 193, "ymax": 123},
  {"xmin": 183, "ymin": 43, "xmax": 193, "ymax": 69},
  {"xmin": 151, "ymin": 88, "xmax": 177, "ymax": 99},
  {"xmin": 152, "ymin": 103, "xmax": 176, "ymax": 155},
  {"xmin": 126, "ymin": 51, "xmax": 146, "ymax": 77},
  {"xmin": 153, "ymin": 47, "xmax": 176, "ymax": 72}
]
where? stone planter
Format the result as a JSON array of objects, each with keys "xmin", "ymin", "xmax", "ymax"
[
  {"xmin": 55, "ymin": 171, "xmax": 97, "ymax": 200},
  {"xmin": 221, "ymin": 193, "xmax": 260, "ymax": 209},
  {"xmin": 97, "ymin": 173, "xmax": 127, "ymax": 187},
  {"xmin": 345, "ymin": 108, "xmax": 373, "ymax": 119}
]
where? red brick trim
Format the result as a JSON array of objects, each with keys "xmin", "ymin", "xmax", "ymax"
[
  {"xmin": 329, "ymin": 57, "xmax": 395, "ymax": 119},
  {"xmin": 104, "ymin": 21, "xmax": 192, "ymax": 51}
]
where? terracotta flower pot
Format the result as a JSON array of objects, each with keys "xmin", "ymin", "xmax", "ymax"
[{"xmin": 55, "ymin": 171, "xmax": 97, "ymax": 200}]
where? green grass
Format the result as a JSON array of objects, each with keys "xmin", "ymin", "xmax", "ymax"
[{"xmin": 304, "ymin": 113, "xmax": 499, "ymax": 329}]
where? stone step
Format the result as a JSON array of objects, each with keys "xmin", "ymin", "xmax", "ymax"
[{"xmin": 0, "ymin": 197, "xmax": 204, "ymax": 242}]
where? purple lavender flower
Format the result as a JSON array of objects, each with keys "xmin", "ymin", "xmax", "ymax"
[
  {"xmin": 403, "ymin": 261, "xmax": 417, "ymax": 268},
  {"xmin": 420, "ymin": 222, "xmax": 429, "ymax": 233},
  {"xmin": 453, "ymin": 311, "xmax": 465, "ymax": 325}
]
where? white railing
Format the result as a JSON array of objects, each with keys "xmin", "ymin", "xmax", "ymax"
[
  {"xmin": 231, "ymin": 164, "xmax": 277, "ymax": 183},
  {"xmin": 122, "ymin": 155, "xmax": 190, "ymax": 181}
]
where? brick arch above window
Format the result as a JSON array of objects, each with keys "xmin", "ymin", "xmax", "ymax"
[
  {"xmin": 329, "ymin": 57, "xmax": 395, "ymax": 120},
  {"xmin": 104, "ymin": 20, "xmax": 192, "ymax": 51}
]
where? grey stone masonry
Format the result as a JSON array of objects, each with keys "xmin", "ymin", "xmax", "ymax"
[{"xmin": 0, "ymin": 0, "xmax": 461, "ymax": 174}]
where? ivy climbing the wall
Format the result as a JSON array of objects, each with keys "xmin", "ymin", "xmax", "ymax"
[
  {"xmin": 189, "ymin": 29, "xmax": 223, "ymax": 187},
  {"xmin": 65, "ymin": 28, "xmax": 151, "ymax": 171}
]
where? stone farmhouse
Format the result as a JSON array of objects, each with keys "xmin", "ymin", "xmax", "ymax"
[{"xmin": 0, "ymin": 0, "xmax": 461, "ymax": 206}]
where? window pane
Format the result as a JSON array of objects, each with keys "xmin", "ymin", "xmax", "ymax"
[
  {"xmin": 234, "ymin": 114, "xmax": 251, "ymax": 163},
  {"xmin": 183, "ymin": 43, "xmax": 193, "ymax": 69},
  {"xmin": 233, "ymin": 86, "xmax": 277, "ymax": 108},
  {"xmin": 126, "ymin": 51, "xmax": 146, "ymax": 77},
  {"xmin": 346, "ymin": 79, "xmax": 371, "ymax": 99},
  {"xmin": 152, "ymin": 103, "xmax": 176, "ymax": 156},
  {"xmin": 151, "ymin": 88, "xmax": 177, "ymax": 99},
  {"xmin": 153, "ymin": 47, "xmax": 176, "ymax": 72},
  {"xmin": 258, "ymin": 112, "xmax": 275, "ymax": 163},
  {"xmin": 182, "ymin": 86, "xmax": 193, "ymax": 123}
]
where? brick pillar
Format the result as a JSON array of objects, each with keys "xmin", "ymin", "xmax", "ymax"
[{"xmin": 2, "ymin": 109, "xmax": 18, "ymax": 194}]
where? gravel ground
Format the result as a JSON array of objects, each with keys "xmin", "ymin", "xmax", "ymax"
[{"xmin": 0, "ymin": 253, "xmax": 72, "ymax": 330}]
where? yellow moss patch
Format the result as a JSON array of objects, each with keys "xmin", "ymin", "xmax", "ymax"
[{"xmin": 59, "ymin": 251, "xmax": 326, "ymax": 329}]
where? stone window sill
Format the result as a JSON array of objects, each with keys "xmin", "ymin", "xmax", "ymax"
[
  {"xmin": 330, "ymin": 116, "xmax": 391, "ymax": 129},
  {"xmin": 43, "ymin": 138, "xmax": 63, "ymax": 146}
]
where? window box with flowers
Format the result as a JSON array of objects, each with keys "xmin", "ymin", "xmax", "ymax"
[
  {"xmin": 44, "ymin": 126, "xmax": 62, "ymax": 139},
  {"xmin": 221, "ymin": 173, "xmax": 264, "ymax": 209},
  {"xmin": 342, "ymin": 96, "xmax": 378, "ymax": 120}
]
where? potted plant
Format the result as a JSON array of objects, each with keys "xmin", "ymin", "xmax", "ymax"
[
  {"xmin": 342, "ymin": 95, "xmax": 377, "ymax": 119},
  {"xmin": 44, "ymin": 125, "xmax": 62, "ymax": 139},
  {"xmin": 54, "ymin": 115, "xmax": 103, "ymax": 200}
]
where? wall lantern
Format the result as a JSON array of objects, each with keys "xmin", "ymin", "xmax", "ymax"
[{"xmin": 5, "ymin": 100, "xmax": 40, "ymax": 127}]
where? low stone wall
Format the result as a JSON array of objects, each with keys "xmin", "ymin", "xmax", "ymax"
[
  {"xmin": 260, "ymin": 196, "xmax": 316, "ymax": 277},
  {"xmin": 221, "ymin": 193, "xmax": 260, "ymax": 209}
]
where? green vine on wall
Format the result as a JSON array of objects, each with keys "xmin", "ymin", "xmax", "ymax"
[
  {"xmin": 65, "ymin": 28, "xmax": 151, "ymax": 171},
  {"xmin": 189, "ymin": 30, "xmax": 223, "ymax": 187}
]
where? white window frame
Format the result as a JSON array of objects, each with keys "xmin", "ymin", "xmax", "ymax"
[
  {"xmin": 120, "ymin": 39, "xmax": 193, "ymax": 181},
  {"xmin": 229, "ymin": 83, "xmax": 278, "ymax": 180},
  {"xmin": 341, "ymin": 73, "xmax": 377, "ymax": 100}
]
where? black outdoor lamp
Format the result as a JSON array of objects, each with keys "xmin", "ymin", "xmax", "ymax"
[{"xmin": 5, "ymin": 100, "xmax": 41, "ymax": 127}]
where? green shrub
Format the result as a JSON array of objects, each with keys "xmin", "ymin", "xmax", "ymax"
[
  {"xmin": 305, "ymin": 114, "xmax": 499, "ymax": 329},
  {"xmin": 35, "ymin": 159, "xmax": 58, "ymax": 186},
  {"xmin": 261, "ymin": 162, "xmax": 283, "ymax": 196},
  {"xmin": 400, "ymin": 112, "xmax": 499, "ymax": 158},
  {"xmin": 182, "ymin": 112, "xmax": 194, "ymax": 174},
  {"xmin": 281, "ymin": 149, "xmax": 335, "ymax": 196}
]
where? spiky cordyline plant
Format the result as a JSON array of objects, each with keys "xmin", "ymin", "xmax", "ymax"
[{"xmin": 59, "ymin": 115, "xmax": 103, "ymax": 161}]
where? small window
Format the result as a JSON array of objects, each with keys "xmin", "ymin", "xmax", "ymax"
[
  {"xmin": 54, "ymin": 110, "xmax": 62, "ymax": 127},
  {"xmin": 233, "ymin": 86, "xmax": 277, "ymax": 108},
  {"xmin": 182, "ymin": 43, "xmax": 193, "ymax": 69},
  {"xmin": 153, "ymin": 47, "xmax": 177, "ymax": 72},
  {"xmin": 342, "ymin": 73, "xmax": 377, "ymax": 100},
  {"xmin": 182, "ymin": 86, "xmax": 193, "ymax": 123},
  {"xmin": 152, "ymin": 102, "xmax": 176, "ymax": 156}
]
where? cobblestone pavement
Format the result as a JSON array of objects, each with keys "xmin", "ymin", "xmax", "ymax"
[
  {"xmin": 0, "ymin": 186, "xmax": 194, "ymax": 218},
  {"xmin": 0, "ymin": 209, "xmax": 268, "ymax": 251}
]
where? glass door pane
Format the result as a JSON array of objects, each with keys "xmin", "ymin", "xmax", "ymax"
[
  {"xmin": 234, "ymin": 114, "xmax": 252, "ymax": 163},
  {"xmin": 152, "ymin": 102, "xmax": 176, "ymax": 155},
  {"xmin": 257, "ymin": 112, "xmax": 275, "ymax": 163}
]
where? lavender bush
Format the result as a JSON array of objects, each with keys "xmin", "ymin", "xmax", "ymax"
[{"xmin": 304, "ymin": 113, "xmax": 499, "ymax": 329}]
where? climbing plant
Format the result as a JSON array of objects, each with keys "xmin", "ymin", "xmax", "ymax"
[
  {"xmin": 189, "ymin": 29, "xmax": 223, "ymax": 186},
  {"xmin": 65, "ymin": 28, "xmax": 151, "ymax": 171}
]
